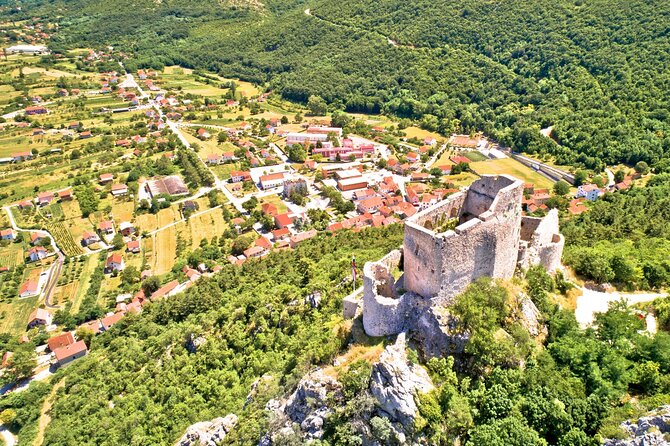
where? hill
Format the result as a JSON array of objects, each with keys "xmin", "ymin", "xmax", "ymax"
[{"xmin": 10, "ymin": 0, "xmax": 670, "ymax": 171}]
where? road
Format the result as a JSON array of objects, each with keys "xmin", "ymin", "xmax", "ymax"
[
  {"xmin": 3, "ymin": 207, "xmax": 64, "ymax": 308},
  {"xmin": 605, "ymin": 168, "xmax": 615, "ymax": 188},
  {"xmin": 0, "ymin": 426, "xmax": 16, "ymax": 446},
  {"xmin": 574, "ymin": 287, "xmax": 665, "ymax": 327}
]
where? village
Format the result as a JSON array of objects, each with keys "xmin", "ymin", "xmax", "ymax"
[{"xmin": 0, "ymin": 21, "xmax": 649, "ymax": 391}]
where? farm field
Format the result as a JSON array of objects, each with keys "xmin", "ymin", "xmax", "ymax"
[
  {"xmin": 0, "ymin": 243, "xmax": 24, "ymax": 269},
  {"xmin": 0, "ymin": 295, "xmax": 41, "ymax": 335},
  {"xmin": 69, "ymin": 255, "xmax": 98, "ymax": 314},
  {"xmin": 152, "ymin": 225, "xmax": 177, "ymax": 275},
  {"xmin": 470, "ymin": 158, "xmax": 555, "ymax": 189},
  {"xmin": 49, "ymin": 221, "xmax": 84, "ymax": 256},
  {"xmin": 182, "ymin": 207, "xmax": 227, "ymax": 249}
]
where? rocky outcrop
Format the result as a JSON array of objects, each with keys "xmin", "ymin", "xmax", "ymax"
[
  {"xmin": 176, "ymin": 414, "xmax": 237, "ymax": 446},
  {"xmin": 369, "ymin": 333, "xmax": 434, "ymax": 428},
  {"xmin": 604, "ymin": 405, "xmax": 670, "ymax": 446},
  {"xmin": 265, "ymin": 368, "xmax": 343, "ymax": 442},
  {"xmin": 185, "ymin": 333, "xmax": 206, "ymax": 354},
  {"xmin": 409, "ymin": 300, "xmax": 469, "ymax": 359},
  {"xmin": 517, "ymin": 294, "xmax": 547, "ymax": 339}
]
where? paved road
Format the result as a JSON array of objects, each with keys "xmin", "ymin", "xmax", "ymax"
[
  {"xmin": 3, "ymin": 207, "xmax": 63, "ymax": 308},
  {"xmin": 605, "ymin": 168, "xmax": 615, "ymax": 187},
  {"xmin": 575, "ymin": 287, "xmax": 665, "ymax": 327}
]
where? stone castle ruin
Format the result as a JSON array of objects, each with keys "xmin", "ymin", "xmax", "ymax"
[{"xmin": 356, "ymin": 174, "xmax": 564, "ymax": 342}]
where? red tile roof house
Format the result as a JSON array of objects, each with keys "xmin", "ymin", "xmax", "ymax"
[
  {"xmin": 27, "ymin": 246, "xmax": 48, "ymax": 262},
  {"xmin": 19, "ymin": 279, "xmax": 40, "ymax": 298},
  {"xmin": 261, "ymin": 203, "xmax": 279, "ymax": 217},
  {"xmin": 98, "ymin": 220, "xmax": 114, "ymax": 234},
  {"xmin": 79, "ymin": 131, "xmax": 93, "ymax": 139},
  {"xmin": 357, "ymin": 196, "xmax": 385, "ymax": 214},
  {"xmin": 58, "ymin": 189, "xmax": 73, "ymax": 201},
  {"xmin": 207, "ymin": 154, "xmax": 222, "ymax": 165},
  {"xmin": 289, "ymin": 229, "xmax": 318, "ymax": 249},
  {"xmin": 111, "ymin": 183, "xmax": 129, "ymax": 196},
  {"xmin": 54, "ymin": 340, "xmax": 88, "ymax": 367},
  {"xmin": 30, "ymin": 232, "xmax": 45, "ymax": 245},
  {"xmin": 37, "ymin": 192, "xmax": 55, "ymax": 206},
  {"xmin": 259, "ymin": 172, "xmax": 286, "ymax": 190},
  {"xmin": 99, "ymin": 173, "xmax": 114, "ymax": 184},
  {"xmin": 230, "ymin": 171, "xmax": 252, "ymax": 183},
  {"xmin": 150, "ymin": 280, "xmax": 180, "ymax": 300},
  {"xmin": 272, "ymin": 227, "xmax": 290, "ymax": 241},
  {"xmin": 101, "ymin": 312, "xmax": 125, "ymax": 331},
  {"xmin": 0, "ymin": 229, "xmax": 15, "ymax": 241},
  {"xmin": 105, "ymin": 253, "xmax": 125, "ymax": 273},
  {"xmin": 197, "ymin": 128, "xmax": 211, "ymax": 139},
  {"xmin": 27, "ymin": 308, "xmax": 52, "ymax": 329},
  {"xmin": 47, "ymin": 332, "xmax": 75, "ymax": 352},
  {"xmin": 244, "ymin": 246, "xmax": 266, "ymax": 259},
  {"xmin": 82, "ymin": 231, "xmax": 100, "ymax": 247},
  {"xmin": 450, "ymin": 155, "xmax": 471, "ymax": 165},
  {"xmin": 18, "ymin": 200, "xmax": 33, "ymax": 210},
  {"xmin": 274, "ymin": 213, "xmax": 294, "ymax": 229},
  {"xmin": 127, "ymin": 239, "xmax": 141, "ymax": 253}
]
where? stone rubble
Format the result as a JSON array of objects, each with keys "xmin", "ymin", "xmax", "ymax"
[
  {"xmin": 175, "ymin": 414, "xmax": 238, "ymax": 446},
  {"xmin": 604, "ymin": 405, "xmax": 670, "ymax": 446}
]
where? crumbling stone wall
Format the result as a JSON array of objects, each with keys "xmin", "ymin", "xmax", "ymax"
[
  {"xmin": 518, "ymin": 209, "xmax": 564, "ymax": 272},
  {"xmin": 362, "ymin": 250, "xmax": 408, "ymax": 337},
  {"xmin": 403, "ymin": 175, "xmax": 523, "ymax": 305}
]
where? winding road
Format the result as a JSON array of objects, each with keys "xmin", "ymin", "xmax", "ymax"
[{"xmin": 3, "ymin": 206, "xmax": 64, "ymax": 308}]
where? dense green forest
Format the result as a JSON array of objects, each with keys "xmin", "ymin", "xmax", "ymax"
[
  {"xmin": 562, "ymin": 174, "xmax": 670, "ymax": 288},
  {"xmin": 10, "ymin": 0, "xmax": 670, "ymax": 170}
]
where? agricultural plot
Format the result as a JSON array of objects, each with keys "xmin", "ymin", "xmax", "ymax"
[
  {"xmin": 182, "ymin": 207, "xmax": 228, "ymax": 249},
  {"xmin": 49, "ymin": 221, "xmax": 84, "ymax": 256},
  {"xmin": 470, "ymin": 158, "xmax": 555, "ymax": 189},
  {"xmin": 0, "ymin": 295, "xmax": 40, "ymax": 335},
  {"xmin": 0, "ymin": 243, "xmax": 24, "ymax": 269},
  {"xmin": 69, "ymin": 255, "xmax": 98, "ymax": 314},
  {"xmin": 152, "ymin": 225, "xmax": 177, "ymax": 275}
]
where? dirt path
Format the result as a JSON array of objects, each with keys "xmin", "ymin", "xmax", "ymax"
[
  {"xmin": 574, "ymin": 287, "xmax": 665, "ymax": 327},
  {"xmin": 33, "ymin": 379, "xmax": 64, "ymax": 446}
]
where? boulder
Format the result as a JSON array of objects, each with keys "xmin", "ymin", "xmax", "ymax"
[
  {"xmin": 604, "ymin": 405, "xmax": 670, "ymax": 446},
  {"xmin": 369, "ymin": 333, "xmax": 434, "ymax": 428},
  {"xmin": 176, "ymin": 414, "xmax": 238, "ymax": 446}
]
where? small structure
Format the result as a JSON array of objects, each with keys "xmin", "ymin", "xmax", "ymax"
[
  {"xmin": 37, "ymin": 192, "xmax": 55, "ymax": 206},
  {"xmin": 101, "ymin": 313, "xmax": 124, "ymax": 331},
  {"xmin": 27, "ymin": 308, "xmax": 52, "ymax": 329},
  {"xmin": 259, "ymin": 172, "xmax": 286, "ymax": 190},
  {"xmin": 127, "ymin": 240, "xmax": 141, "ymax": 253},
  {"xmin": 105, "ymin": 253, "xmax": 125, "ymax": 273},
  {"xmin": 99, "ymin": 220, "xmax": 114, "ymax": 234},
  {"xmin": 19, "ymin": 280, "xmax": 40, "ymax": 298},
  {"xmin": 111, "ymin": 184, "xmax": 128, "ymax": 196},
  {"xmin": 53, "ymin": 340, "xmax": 88, "ymax": 367},
  {"xmin": 27, "ymin": 246, "xmax": 47, "ymax": 262},
  {"xmin": 82, "ymin": 231, "xmax": 100, "ymax": 246},
  {"xmin": 576, "ymin": 184, "xmax": 602, "ymax": 202},
  {"xmin": 47, "ymin": 332, "xmax": 75, "ymax": 352},
  {"xmin": 119, "ymin": 222, "xmax": 135, "ymax": 236}
]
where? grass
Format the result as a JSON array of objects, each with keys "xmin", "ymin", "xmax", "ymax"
[
  {"xmin": 70, "ymin": 255, "xmax": 98, "ymax": 314},
  {"xmin": 152, "ymin": 225, "xmax": 177, "ymax": 275},
  {"xmin": 258, "ymin": 194, "xmax": 288, "ymax": 214},
  {"xmin": 0, "ymin": 295, "xmax": 40, "ymax": 335},
  {"xmin": 469, "ymin": 158, "xmax": 555, "ymax": 189},
  {"xmin": 0, "ymin": 243, "xmax": 24, "ymax": 268},
  {"xmin": 182, "ymin": 207, "xmax": 227, "ymax": 249},
  {"xmin": 444, "ymin": 172, "xmax": 479, "ymax": 188}
]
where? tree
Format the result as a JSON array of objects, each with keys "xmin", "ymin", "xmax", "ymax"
[
  {"xmin": 614, "ymin": 169, "xmax": 626, "ymax": 183},
  {"xmin": 635, "ymin": 161, "xmax": 649, "ymax": 175},
  {"xmin": 307, "ymin": 95, "xmax": 327, "ymax": 116},
  {"xmin": 340, "ymin": 360, "xmax": 372, "ymax": 397},
  {"xmin": 574, "ymin": 170, "xmax": 588, "ymax": 187},
  {"xmin": 3, "ymin": 350, "xmax": 37, "ymax": 384},
  {"xmin": 75, "ymin": 327, "xmax": 95, "ymax": 348},
  {"xmin": 232, "ymin": 235, "xmax": 252, "ymax": 255},
  {"xmin": 141, "ymin": 276, "xmax": 161, "ymax": 296},
  {"xmin": 112, "ymin": 233, "xmax": 124, "ymax": 250},
  {"xmin": 242, "ymin": 196, "xmax": 258, "ymax": 212},
  {"xmin": 466, "ymin": 417, "xmax": 547, "ymax": 446},
  {"xmin": 553, "ymin": 180, "xmax": 570, "ymax": 196},
  {"xmin": 120, "ymin": 265, "xmax": 140, "ymax": 286}
]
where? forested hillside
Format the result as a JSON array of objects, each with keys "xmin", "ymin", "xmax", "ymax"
[
  {"xmin": 10, "ymin": 0, "xmax": 670, "ymax": 170},
  {"xmin": 0, "ymin": 226, "xmax": 404, "ymax": 445}
]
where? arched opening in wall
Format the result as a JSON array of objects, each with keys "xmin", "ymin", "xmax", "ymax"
[
  {"xmin": 423, "ymin": 220, "xmax": 433, "ymax": 230},
  {"xmin": 450, "ymin": 207, "xmax": 459, "ymax": 219},
  {"xmin": 552, "ymin": 234, "xmax": 561, "ymax": 243}
]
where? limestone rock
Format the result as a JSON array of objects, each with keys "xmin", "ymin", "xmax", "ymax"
[
  {"xmin": 517, "ymin": 294, "xmax": 547, "ymax": 338},
  {"xmin": 185, "ymin": 333, "xmax": 206, "ymax": 354},
  {"xmin": 369, "ymin": 333, "xmax": 434, "ymax": 428},
  {"xmin": 409, "ymin": 300, "xmax": 468, "ymax": 359},
  {"xmin": 604, "ymin": 405, "xmax": 670, "ymax": 446},
  {"xmin": 176, "ymin": 414, "xmax": 238, "ymax": 446}
]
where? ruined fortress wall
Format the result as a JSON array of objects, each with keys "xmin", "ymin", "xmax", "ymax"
[
  {"xmin": 404, "ymin": 175, "xmax": 523, "ymax": 304},
  {"xmin": 362, "ymin": 250, "xmax": 408, "ymax": 337},
  {"xmin": 518, "ymin": 210, "xmax": 564, "ymax": 272}
]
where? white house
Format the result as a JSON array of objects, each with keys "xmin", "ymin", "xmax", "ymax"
[{"xmin": 576, "ymin": 184, "xmax": 602, "ymax": 202}]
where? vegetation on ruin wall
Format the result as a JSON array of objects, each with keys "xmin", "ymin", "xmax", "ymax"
[
  {"xmin": 562, "ymin": 174, "xmax": 670, "ymax": 289},
  {"xmin": 14, "ymin": 0, "xmax": 670, "ymax": 171},
  {"xmin": 0, "ymin": 226, "xmax": 402, "ymax": 445}
]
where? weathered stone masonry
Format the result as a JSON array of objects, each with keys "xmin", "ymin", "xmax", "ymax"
[{"xmin": 359, "ymin": 174, "xmax": 564, "ymax": 339}]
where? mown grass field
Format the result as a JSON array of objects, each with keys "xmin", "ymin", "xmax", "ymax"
[
  {"xmin": 182, "ymin": 207, "xmax": 227, "ymax": 249},
  {"xmin": 0, "ymin": 295, "xmax": 40, "ymax": 334},
  {"xmin": 470, "ymin": 158, "xmax": 555, "ymax": 189},
  {"xmin": 152, "ymin": 225, "xmax": 177, "ymax": 275}
]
